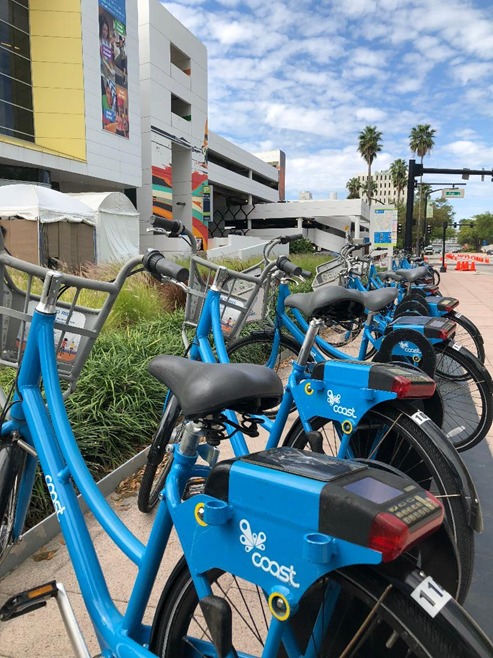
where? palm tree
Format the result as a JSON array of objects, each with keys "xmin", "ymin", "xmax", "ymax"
[
  {"xmin": 358, "ymin": 126, "xmax": 383, "ymax": 206},
  {"xmin": 346, "ymin": 177, "xmax": 361, "ymax": 199},
  {"xmin": 409, "ymin": 124, "xmax": 436, "ymax": 252},
  {"xmin": 389, "ymin": 158, "xmax": 408, "ymax": 206},
  {"xmin": 361, "ymin": 179, "xmax": 378, "ymax": 202}
]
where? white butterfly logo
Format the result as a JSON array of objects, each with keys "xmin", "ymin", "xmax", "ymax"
[
  {"xmin": 399, "ymin": 341, "xmax": 409, "ymax": 349},
  {"xmin": 239, "ymin": 519, "xmax": 266, "ymax": 553},
  {"xmin": 327, "ymin": 390, "xmax": 341, "ymax": 406}
]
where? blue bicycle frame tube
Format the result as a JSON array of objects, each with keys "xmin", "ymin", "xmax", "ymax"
[
  {"xmin": 189, "ymin": 290, "xmax": 249, "ymax": 455},
  {"xmin": 14, "ymin": 309, "xmax": 174, "ymax": 656}
]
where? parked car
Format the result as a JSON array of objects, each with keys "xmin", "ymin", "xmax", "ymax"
[
  {"xmin": 423, "ymin": 246, "xmax": 434, "ymax": 255},
  {"xmin": 487, "ymin": 249, "xmax": 493, "ymax": 255}
]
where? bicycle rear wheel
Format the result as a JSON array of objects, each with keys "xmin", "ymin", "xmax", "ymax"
[
  {"xmin": 138, "ymin": 394, "xmax": 184, "ymax": 513},
  {"xmin": 151, "ymin": 562, "xmax": 470, "ymax": 657},
  {"xmin": 284, "ymin": 404, "xmax": 474, "ymax": 603},
  {"xmin": 0, "ymin": 438, "xmax": 25, "ymax": 563},
  {"xmin": 448, "ymin": 311, "xmax": 485, "ymax": 364},
  {"xmin": 434, "ymin": 343, "xmax": 492, "ymax": 451}
]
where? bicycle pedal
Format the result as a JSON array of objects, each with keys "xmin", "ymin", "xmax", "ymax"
[
  {"xmin": 183, "ymin": 477, "xmax": 206, "ymax": 500},
  {"xmin": 0, "ymin": 581, "xmax": 58, "ymax": 621}
]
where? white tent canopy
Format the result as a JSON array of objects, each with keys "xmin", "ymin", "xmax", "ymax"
[
  {"xmin": 0, "ymin": 184, "xmax": 95, "ymax": 224},
  {"xmin": 69, "ymin": 192, "xmax": 139, "ymax": 262}
]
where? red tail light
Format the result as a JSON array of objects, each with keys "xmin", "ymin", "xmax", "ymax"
[
  {"xmin": 368, "ymin": 494, "xmax": 444, "ymax": 562},
  {"xmin": 390, "ymin": 375, "xmax": 436, "ymax": 399}
]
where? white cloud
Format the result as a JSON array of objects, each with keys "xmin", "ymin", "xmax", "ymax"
[
  {"xmin": 355, "ymin": 107, "xmax": 386, "ymax": 122},
  {"xmin": 453, "ymin": 62, "xmax": 490, "ymax": 85}
]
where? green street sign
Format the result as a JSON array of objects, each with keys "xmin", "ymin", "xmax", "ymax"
[{"xmin": 442, "ymin": 188, "xmax": 464, "ymax": 198}]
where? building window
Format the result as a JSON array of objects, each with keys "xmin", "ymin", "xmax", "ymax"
[
  {"xmin": 171, "ymin": 93, "xmax": 191, "ymax": 121},
  {"xmin": 170, "ymin": 43, "xmax": 191, "ymax": 75},
  {"xmin": 0, "ymin": 0, "xmax": 34, "ymax": 143}
]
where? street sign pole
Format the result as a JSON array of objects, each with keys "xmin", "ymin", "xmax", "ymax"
[
  {"xmin": 441, "ymin": 221, "xmax": 448, "ymax": 273},
  {"xmin": 404, "ymin": 159, "xmax": 419, "ymax": 252}
]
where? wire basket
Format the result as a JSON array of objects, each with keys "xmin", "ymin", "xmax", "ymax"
[
  {"xmin": 184, "ymin": 258, "xmax": 270, "ymax": 340},
  {"xmin": 312, "ymin": 258, "xmax": 344, "ymax": 290},
  {"xmin": 0, "ymin": 253, "xmax": 137, "ymax": 389}
]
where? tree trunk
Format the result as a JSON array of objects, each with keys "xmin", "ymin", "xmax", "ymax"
[
  {"xmin": 367, "ymin": 162, "xmax": 372, "ymax": 207},
  {"xmin": 397, "ymin": 187, "xmax": 401, "ymax": 207}
]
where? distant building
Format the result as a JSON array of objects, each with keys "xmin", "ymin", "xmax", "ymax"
[
  {"xmin": 298, "ymin": 191, "xmax": 313, "ymax": 200},
  {"xmin": 355, "ymin": 169, "xmax": 407, "ymax": 205}
]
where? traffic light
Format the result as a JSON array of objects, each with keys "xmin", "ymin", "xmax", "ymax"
[
  {"xmin": 426, "ymin": 224, "xmax": 432, "ymax": 235},
  {"xmin": 397, "ymin": 223, "xmax": 402, "ymax": 235}
]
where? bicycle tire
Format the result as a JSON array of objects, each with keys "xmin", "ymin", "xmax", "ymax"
[
  {"xmin": 434, "ymin": 343, "xmax": 492, "ymax": 451},
  {"xmin": 448, "ymin": 311, "xmax": 485, "ymax": 364},
  {"xmin": 138, "ymin": 394, "xmax": 183, "ymax": 513},
  {"xmin": 151, "ymin": 560, "xmax": 470, "ymax": 657},
  {"xmin": 0, "ymin": 438, "xmax": 25, "ymax": 564},
  {"xmin": 283, "ymin": 404, "xmax": 474, "ymax": 603},
  {"xmin": 227, "ymin": 332, "xmax": 303, "ymax": 417}
]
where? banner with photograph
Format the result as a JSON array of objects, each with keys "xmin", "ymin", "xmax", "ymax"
[{"xmin": 99, "ymin": 0, "xmax": 129, "ymax": 138}]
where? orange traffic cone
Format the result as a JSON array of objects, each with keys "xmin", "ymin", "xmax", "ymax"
[
  {"xmin": 470, "ymin": 260, "xmax": 476, "ymax": 272},
  {"xmin": 455, "ymin": 260, "xmax": 461, "ymax": 271},
  {"xmin": 464, "ymin": 260, "xmax": 470, "ymax": 271}
]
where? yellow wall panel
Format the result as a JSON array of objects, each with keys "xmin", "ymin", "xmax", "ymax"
[
  {"xmin": 30, "ymin": 10, "xmax": 82, "ymax": 39},
  {"xmin": 31, "ymin": 62, "xmax": 83, "ymax": 90},
  {"xmin": 35, "ymin": 138, "xmax": 86, "ymax": 161},
  {"xmin": 31, "ymin": 36, "xmax": 83, "ymax": 64},
  {"xmin": 35, "ymin": 114, "xmax": 86, "ymax": 139},
  {"xmin": 30, "ymin": 0, "xmax": 81, "ymax": 12},
  {"xmin": 30, "ymin": 0, "xmax": 86, "ymax": 161},
  {"xmin": 34, "ymin": 88, "xmax": 85, "ymax": 114}
]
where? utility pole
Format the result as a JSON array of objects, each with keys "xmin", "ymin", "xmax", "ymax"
[
  {"xmin": 404, "ymin": 159, "xmax": 420, "ymax": 252},
  {"xmin": 404, "ymin": 161, "xmax": 493, "ymax": 254}
]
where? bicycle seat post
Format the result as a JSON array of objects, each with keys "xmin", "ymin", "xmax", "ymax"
[
  {"xmin": 179, "ymin": 420, "xmax": 205, "ymax": 456},
  {"xmin": 297, "ymin": 318, "xmax": 324, "ymax": 366}
]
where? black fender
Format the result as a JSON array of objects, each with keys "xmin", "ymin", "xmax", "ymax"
[
  {"xmin": 374, "ymin": 560, "xmax": 493, "ymax": 657},
  {"xmin": 147, "ymin": 394, "xmax": 181, "ymax": 466},
  {"xmin": 447, "ymin": 310, "xmax": 484, "ymax": 344},
  {"xmin": 0, "ymin": 438, "xmax": 24, "ymax": 524},
  {"xmin": 283, "ymin": 400, "xmax": 483, "ymax": 533},
  {"xmin": 385, "ymin": 400, "xmax": 483, "ymax": 533},
  {"xmin": 436, "ymin": 339, "xmax": 493, "ymax": 393}
]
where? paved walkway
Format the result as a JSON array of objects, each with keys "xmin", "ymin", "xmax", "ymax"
[{"xmin": 0, "ymin": 266, "xmax": 492, "ymax": 656}]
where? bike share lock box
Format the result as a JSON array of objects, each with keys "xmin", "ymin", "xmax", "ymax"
[
  {"xmin": 384, "ymin": 316, "xmax": 456, "ymax": 342},
  {"xmin": 202, "ymin": 448, "xmax": 444, "ymax": 566},
  {"xmin": 425, "ymin": 296, "xmax": 460, "ymax": 314},
  {"xmin": 292, "ymin": 360, "xmax": 436, "ymax": 432}
]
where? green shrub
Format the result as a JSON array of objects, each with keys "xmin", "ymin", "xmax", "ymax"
[{"xmin": 289, "ymin": 237, "xmax": 315, "ymax": 254}]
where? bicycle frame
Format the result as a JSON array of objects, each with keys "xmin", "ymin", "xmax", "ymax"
[{"xmin": 3, "ymin": 276, "xmax": 390, "ymax": 658}]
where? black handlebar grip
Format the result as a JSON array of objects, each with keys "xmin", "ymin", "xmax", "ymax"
[
  {"xmin": 152, "ymin": 216, "xmax": 183, "ymax": 235},
  {"xmin": 280, "ymin": 233, "xmax": 303, "ymax": 244},
  {"xmin": 277, "ymin": 256, "xmax": 302, "ymax": 277},
  {"xmin": 143, "ymin": 249, "xmax": 189, "ymax": 283},
  {"xmin": 301, "ymin": 269, "xmax": 312, "ymax": 279}
]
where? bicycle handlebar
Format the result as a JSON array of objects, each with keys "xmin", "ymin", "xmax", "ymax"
[
  {"xmin": 152, "ymin": 216, "xmax": 183, "ymax": 235},
  {"xmin": 280, "ymin": 233, "xmax": 303, "ymax": 244},
  {"xmin": 276, "ymin": 256, "xmax": 302, "ymax": 277},
  {"xmin": 143, "ymin": 249, "xmax": 189, "ymax": 283}
]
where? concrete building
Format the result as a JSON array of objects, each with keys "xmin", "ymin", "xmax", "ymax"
[
  {"xmin": 356, "ymin": 169, "xmax": 407, "ymax": 206},
  {"xmin": 0, "ymin": 0, "xmax": 141, "ymax": 194},
  {"xmin": 0, "ymin": 0, "xmax": 282, "ymax": 256}
]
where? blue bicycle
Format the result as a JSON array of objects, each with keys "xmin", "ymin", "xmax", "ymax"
[
  {"xmin": 139, "ymin": 218, "xmax": 482, "ymax": 603},
  {"xmin": 1, "ymin": 248, "xmax": 491, "ymax": 656}
]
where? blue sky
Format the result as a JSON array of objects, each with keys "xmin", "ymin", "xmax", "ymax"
[{"xmin": 163, "ymin": 0, "xmax": 493, "ymax": 220}]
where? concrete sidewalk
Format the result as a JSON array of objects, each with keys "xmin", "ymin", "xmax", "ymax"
[{"xmin": 0, "ymin": 267, "xmax": 492, "ymax": 656}]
